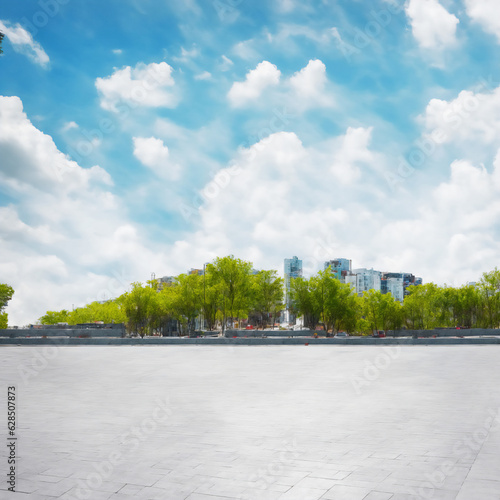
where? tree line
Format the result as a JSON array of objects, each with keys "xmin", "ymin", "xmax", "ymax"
[
  {"xmin": 9, "ymin": 258, "xmax": 500, "ymax": 335},
  {"xmin": 38, "ymin": 256, "xmax": 284, "ymax": 336},
  {"xmin": 290, "ymin": 268, "xmax": 500, "ymax": 333}
]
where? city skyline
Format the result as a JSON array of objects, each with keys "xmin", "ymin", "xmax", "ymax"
[{"xmin": 2, "ymin": 1, "xmax": 500, "ymax": 326}]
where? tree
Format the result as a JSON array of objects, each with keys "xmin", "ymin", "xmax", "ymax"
[
  {"xmin": 206, "ymin": 256, "xmax": 252, "ymax": 333},
  {"xmin": 250, "ymin": 270, "xmax": 284, "ymax": 329},
  {"xmin": 172, "ymin": 273, "xmax": 203, "ymax": 334},
  {"xmin": 477, "ymin": 268, "xmax": 500, "ymax": 328},
  {"xmin": 39, "ymin": 310, "xmax": 70, "ymax": 325},
  {"xmin": 121, "ymin": 282, "xmax": 158, "ymax": 336},
  {"xmin": 0, "ymin": 283, "xmax": 14, "ymax": 329},
  {"xmin": 362, "ymin": 290, "xmax": 403, "ymax": 333},
  {"xmin": 290, "ymin": 276, "xmax": 321, "ymax": 330},
  {"xmin": 403, "ymin": 283, "xmax": 440, "ymax": 330}
]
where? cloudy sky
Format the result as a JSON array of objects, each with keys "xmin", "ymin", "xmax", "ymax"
[{"xmin": 1, "ymin": 0, "xmax": 500, "ymax": 325}]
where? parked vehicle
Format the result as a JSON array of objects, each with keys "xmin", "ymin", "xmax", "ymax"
[
  {"xmin": 372, "ymin": 330, "xmax": 386, "ymax": 338},
  {"xmin": 334, "ymin": 331, "xmax": 349, "ymax": 338}
]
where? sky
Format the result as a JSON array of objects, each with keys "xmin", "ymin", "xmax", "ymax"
[{"xmin": 1, "ymin": 0, "xmax": 500, "ymax": 326}]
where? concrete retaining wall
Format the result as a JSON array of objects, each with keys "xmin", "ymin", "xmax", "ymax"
[
  {"xmin": 1, "ymin": 337, "xmax": 500, "ymax": 346},
  {"xmin": 0, "ymin": 327, "xmax": 124, "ymax": 338}
]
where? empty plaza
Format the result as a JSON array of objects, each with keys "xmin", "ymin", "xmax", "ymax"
[{"xmin": 1, "ymin": 345, "xmax": 500, "ymax": 500}]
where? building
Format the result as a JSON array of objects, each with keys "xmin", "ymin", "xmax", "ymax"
[
  {"xmin": 381, "ymin": 272, "xmax": 422, "ymax": 300},
  {"xmin": 284, "ymin": 256, "xmax": 303, "ymax": 323},
  {"xmin": 157, "ymin": 275, "xmax": 175, "ymax": 290},
  {"xmin": 384, "ymin": 277, "xmax": 404, "ymax": 302},
  {"xmin": 351, "ymin": 268, "xmax": 382, "ymax": 295},
  {"xmin": 188, "ymin": 268, "xmax": 204, "ymax": 276},
  {"xmin": 324, "ymin": 258, "xmax": 352, "ymax": 282}
]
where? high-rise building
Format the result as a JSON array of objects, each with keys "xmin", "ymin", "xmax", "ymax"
[
  {"xmin": 284, "ymin": 256, "xmax": 302, "ymax": 323},
  {"xmin": 324, "ymin": 258, "xmax": 352, "ymax": 282},
  {"xmin": 381, "ymin": 272, "xmax": 422, "ymax": 299},
  {"xmin": 350, "ymin": 268, "xmax": 382, "ymax": 295},
  {"xmin": 385, "ymin": 277, "xmax": 404, "ymax": 302}
]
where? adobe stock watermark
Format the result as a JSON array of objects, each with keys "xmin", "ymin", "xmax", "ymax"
[
  {"xmin": 179, "ymin": 107, "xmax": 294, "ymax": 223},
  {"xmin": 66, "ymin": 396, "xmax": 173, "ymax": 500},
  {"xmin": 302, "ymin": 235, "xmax": 339, "ymax": 276},
  {"xmin": 350, "ymin": 345, "xmax": 401, "ymax": 394},
  {"xmin": 213, "ymin": 0, "xmax": 244, "ymax": 22},
  {"xmin": 385, "ymin": 75, "xmax": 497, "ymax": 192},
  {"xmin": 21, "ymin": 0, "xmax": 68, "ymax": 38},
  {"xmin": 85, "ymin": 268, "xmax": 133, "ymax": 305},
  {"xmin": 18, "ymin": 340, "xmax": 66, "ymax": 386},
  {"xmin": 244, "ymin": 436, "xmax": 300, "ymax": 497},
  {"xmin": 408, "ymin": 406, "xmax": 500, "ymax": 499},
  {"xmin": 334, "ymin": 1, "xmax": 404, "ymax": 62}
]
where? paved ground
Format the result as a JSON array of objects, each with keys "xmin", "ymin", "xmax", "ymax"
[{"xmin": 1, "ymin": 345, "xmax": 500, "ymax": 500}]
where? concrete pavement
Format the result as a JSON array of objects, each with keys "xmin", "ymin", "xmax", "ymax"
[{"xmin": 1, "ymin": 345, "xmax": 500, "ymax": 499}]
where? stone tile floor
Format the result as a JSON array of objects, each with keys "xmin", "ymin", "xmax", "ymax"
[{"xmin": 1, "ymin": 345, "xmax": 500, "ymax": 499}]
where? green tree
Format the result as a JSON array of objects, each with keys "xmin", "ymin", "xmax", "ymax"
[
  {"xmin": 477, "ymin": 268, "xmax": 500, "ymax": 328},
  {"xmin": 361, "ymin": 290, "xmax": 403, "ymax": 333},
  {"xmin": 206, "ymin": 256, "xmax": 252, "ymax": 333},
  {"xmin": 121, "ymin": 282, "xmax": 159, "ymax": 336},
  {"xmin": 250, "ymin": 270, "xmax": 284, "ymax": 329},
  {"xmin": 0, "ymin": 283, "xmax": 14, "ymax": 328},
  {"xmin": 403, "ymin": 283, "xmax": 440, "ymax": 330},
  {"xmin": 290, "ymin": 276, "xmax": 321, "ymax": 330},
  {"xmin": 172, "ymin": 273, "xmax": 203, "ymax": 334},
  {"xmin": 39, "ymin": 310, "xmax": 70, "ymax": 325}
]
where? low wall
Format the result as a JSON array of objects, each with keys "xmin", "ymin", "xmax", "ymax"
[
  {"xmin": 388, "ymin": 328, "xmax": 498, "ymax": 337},
  {"xmin": 1, "ymin": 337, "xmax": 500, "ymax": 346},
  {"xmin": 0, "ymin": 327, "xmax": 125, "ymax": 338},
  {"xmin": 224, "ymin": 329, "xmax": 314, "ymax": 337}
]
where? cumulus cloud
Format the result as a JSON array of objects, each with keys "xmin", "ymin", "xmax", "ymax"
[
  {"xmin": 228, "ymin": 61, "xmax": 281, "ymax": 107},
  {"xmin": 132, "ymin": 136, "xmax": 181, "ymax": 180},
  {"xmin": 421, "ymin": 82, "xmax": 500, "ymax": 147},
  {"xmin": 406, "ymin": 0, "xmax": 459, "ymax": 50},
  {"xmin": 464, "ymin": 0, "xmax": 500, "ymax": 42},
  {"xmin": 0, "ymin": 19, "xmax": 49, "ymax": 67},
  {"xmin": 95, "ymin": 61, "xmax": 177, "ymax": 112},
  {"xmin": 228, "ymin": 59, "xmax": 334, "ymax": 109},
  {"xmin": 288, "ymin": 59, "xmax": 333, "ymax": 108},
  {"xmin": 0, "ymin": 96, "xmax": 168, "ymax": 325},
  {"xmin": 166, "ymin": 120, "xmax": 500, "ymax": 290}
]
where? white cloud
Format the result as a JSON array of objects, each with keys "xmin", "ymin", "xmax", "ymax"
[
  {"xmin": 405, "ymin": 0, "xmax": 459, "ymax": 50},
  {"xmin": 288, "ymin": 59, "xmax": 333, "ymax": 108},
  {"xmin": 228, "ymin": 61, "xmax": 281, "ymax": 107},
  {"xmin": 421, "ymin": 82, "xmax": 500, "ymax": 147},
  {"xmin": 0, "ymin": 96, "xmax": 169, "ymax": 326},
  {"xmin": 232, "ymin": 39, "xmax": 260, "ymax": 60},
  {"xmin": 276, "ymin": 0, "xmax": 296, "ymax": 12},
  {"xmin": 219, "ymin": 55, "xmax": 234, "ymax": 71},
  {"xmin": 194, "ymin": 71, "xmax": 212, "ymax": 81},
  {"xmin": 464, "ymin": 0, "xmax": 500, "ymax": 42},
  {"xmin": 112, "ymin": 49, "xmax": 123, "ymax": 55},
  {"xmin": 0, "ymin": 19, "xmax": 49, "ymax": 67},
  {"xmin": 61, "ymin": 121, "xmax": 79, "ymax": 132},
  {"xmin": 95, "ymin": 61, "xmax": 177, "ymax": 112},
  {"xmin": 132, "ymin": 136, "xmax": 181, "ymax": 180},
  {"xmin": 164, "ymin": 120, "xmax": 500, "ymax": 290}
]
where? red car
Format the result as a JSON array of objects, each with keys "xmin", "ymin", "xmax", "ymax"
[{"xmin": 372, "ymin": 330, "xmax": 386, "ymax": 338}]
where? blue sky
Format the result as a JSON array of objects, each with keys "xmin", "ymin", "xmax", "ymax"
[{"xmin": 2, "ymin": 0, "xmax": 500, "ymax": 325}]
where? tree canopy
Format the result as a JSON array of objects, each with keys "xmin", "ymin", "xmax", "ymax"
[
  {"xmin": 35, "ymin": 259, "xmax": 500, "ymax": 335},
  {"xmin": 0, "ymin": 283, "xmax": 14, "ymax": 329}
]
